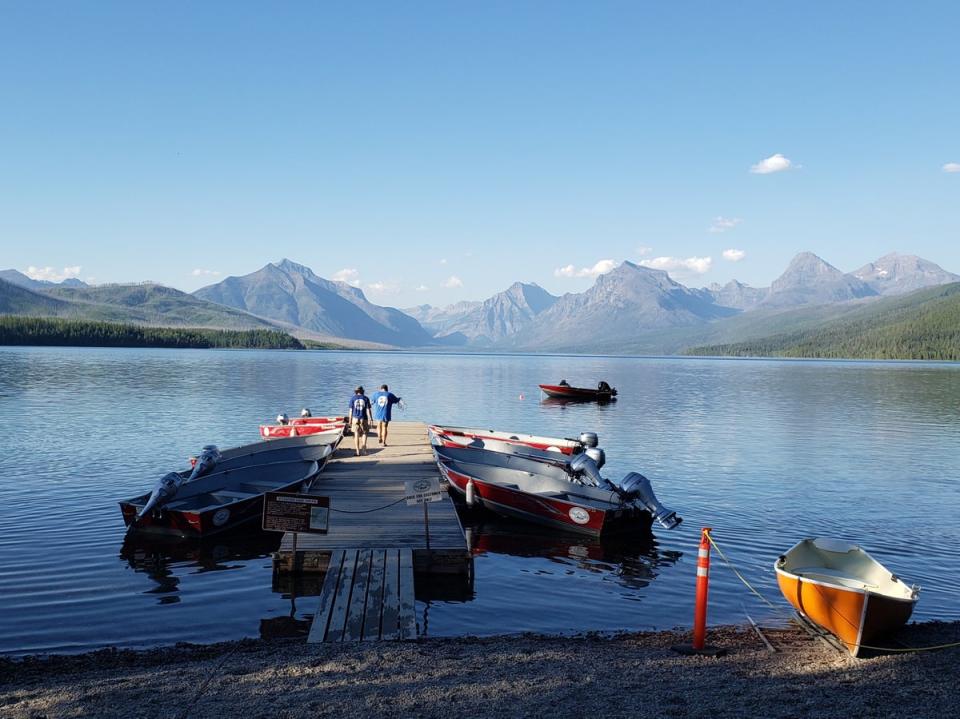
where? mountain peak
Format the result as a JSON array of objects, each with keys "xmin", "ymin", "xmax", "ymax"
[
  {"xmin": 272, "ymin": 258, "xmax": 316, "ymax": 277},
  {"xmin": 854, "ymin": 253, "xmax": 959, "ymax": 295},
  {"xmin": 765, "ymin": 252, "xmax": 874, "ymax": 307}
]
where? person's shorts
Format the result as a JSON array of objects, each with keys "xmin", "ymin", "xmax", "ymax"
[{"xmin": 351, "ymin": 418, "xmax": 369, "ymax": 435}]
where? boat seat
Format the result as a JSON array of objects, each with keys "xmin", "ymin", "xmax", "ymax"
[
  {"xmin": 212, "ymin": 491, "xmax": 256, "ymax": 501},
  {"xmin": 792, "ymin": 566, "xmax": 877, "ymax": 590},
  {"xmin": 238, "ymin": 482, "xmax": 283, "ymax": 493}
]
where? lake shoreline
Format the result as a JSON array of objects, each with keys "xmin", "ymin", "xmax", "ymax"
[{"xmin": 4, "ymin": 621, "xmax": 958, "ymax": 718}]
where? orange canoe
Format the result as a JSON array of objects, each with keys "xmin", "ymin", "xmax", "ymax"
[{"xmin": 775, "ymin": 538, "xmax": 919, "ymax": 657}]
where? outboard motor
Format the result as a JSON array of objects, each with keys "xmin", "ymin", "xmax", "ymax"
[
  {"xmin": 614, "ymin": 472, "xmax": 682, "ymax": 529},
  {"xmin": 584, "ymin": 447, "xmax": 605, "ymax": 470},
  {"xmin": 578, "ymin": 431, "xmax": 599, "ymax": 448},
  {"xmin": 568, "ymin": 452, "xmax": 612, "ymax": 489},
  {"xmin": 187, "ymin": 445, "xmax": 221, "ymax": 481},
  {"xmin": 276, "ymin": 413, "xmax": 289, "ymax": 425},
  {"xmin": 301, "ymin": 408, "xmax": 312, "ymax": 418},
  {"xmin": 136, "ymin": 472, "xmax": 184, "ymax": 521}
]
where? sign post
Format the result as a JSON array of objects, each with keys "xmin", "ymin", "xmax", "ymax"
[
  {"xmin": 405, "ymin": 477, "xmax": 443, "ymax": 550},
  {"xmin": 263, "ymin": 491, "xmax": 330, "ymax": 573}
]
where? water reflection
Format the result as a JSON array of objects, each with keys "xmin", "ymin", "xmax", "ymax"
[
  {"xmin": 120, "ymin": 530, "xmax": 281, "ymax": 603},
  {"xmin": 461, "ymin": 512, "xmax": 682, "ymax": 592}
]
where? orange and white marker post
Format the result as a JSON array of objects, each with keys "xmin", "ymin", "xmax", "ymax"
[
  {"xmin": 672, "ymin": 526, "xmax": 727, "ymax": 657},
  {"xmin": 693, "ymin": 527, "xmax": 712, "ymax": 649}
]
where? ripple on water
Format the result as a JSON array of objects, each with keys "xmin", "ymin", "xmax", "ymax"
[{"xmin": 1, "ymin": 348, "xmax": 958, "ymax": 654}]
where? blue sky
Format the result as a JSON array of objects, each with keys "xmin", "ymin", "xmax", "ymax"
[{"xmin": 2, "ymin": 2, "xmax": 958, "ymax": 307}]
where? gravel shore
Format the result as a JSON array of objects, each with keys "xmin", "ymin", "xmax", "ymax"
[{"xmin": 3, "ymin": 622, "xmax": 958, "ymax": 719}]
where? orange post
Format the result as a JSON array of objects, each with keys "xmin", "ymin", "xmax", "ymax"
[{"xmin": 692, "ymin": 527, "xmax": 712, "ymax": 650}]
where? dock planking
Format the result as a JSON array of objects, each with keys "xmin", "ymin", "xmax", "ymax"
[
  {"xmin": 275, "ymin": 422, "xmax": 468, "ymax": 572},
  {"xmin": 308, "ymin": 548, "xmax": 417, "ymax": 642},
  {"xmin": 279, "ymin": 422, "xmax": 469, "ymax": 641}
]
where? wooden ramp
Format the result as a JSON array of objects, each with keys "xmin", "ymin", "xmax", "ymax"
[
  {"xmin": 307, "ymin": 548, "xmax": 417, "ymax": 643},
  {"xmin": 274, "ymin": 421, "xmax": 468, "ymax": 577}
]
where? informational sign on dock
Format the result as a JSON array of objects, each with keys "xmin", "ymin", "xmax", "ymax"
[
  {"xmin": 263, "ymin": 492, "xmax": 330, "ymax": 534},
  {"xmin": 404, "ymin": 477, "xmax": 443, "ymax": 506}
]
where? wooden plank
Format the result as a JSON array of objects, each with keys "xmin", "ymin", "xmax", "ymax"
[
  {"xmin": 274, "ymin": 422, "xmax": 467, "ymax": 575},
  {"xmin": 398, "ymin": 548, "xmax": 417, "ymax": 640},
  {"xmin": 307, "ymin": 549, "xmax": 345, "ymax": 644},
  {"xmin": 362, "ymin": 549, "xmax": 387, "ymax": 641},
  {"xmin": 380, "ymin": 550, "xmax": 401, "ymax": 640},
  {"xmin": 343, "ymin": 550, "xmax": 373, "ymax": 641},
  {"xmin": 325, "ymin": 550, "xmax": 358, "ymax": 643}
]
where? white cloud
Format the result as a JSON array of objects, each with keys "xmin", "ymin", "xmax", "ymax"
[
  {"xmin": 750, "ymin": 153, "xmax": 794, "ymax": 174},
  {"xmin": 439, "ymin": 258, "xmax": 448, "ymax": 265},
  {"xmin": 25, "ymin": 265, "xmax": 82, "ymax": 282},
  {"xmin": 442, "ymin": 275, "xmax": 463, "ymax": 288},
  {"xmin": 554, "ymin": 259, "xmax": 616, "ymax": 278},
  {"xmin": 636, "ymin": 245, "xmax": 653, "ymax": 257},
  {"xmin": 709, "ymin": 216, "xmax": 743, "ymax": 233},
  {"xmin": 416, "ymin": 284, "xmax": 429, "ymax": 292},
  {"xmin": 191, "ymin": 268, "xmax": 221, "ymax": 277},
  {"xmin": 943, "ymin": 162, "xmax": 960, "ymax": 173},
  {"xmin": 332, "ymin": 268, "xmax": 362, "ymax": 287},
  {"xmin": 639, "ymin": 256, "xmax": 713, "ymax": 277},
  {"xmin": 722, "ymin": 248, "xmax": 746, "ymax": 262}
]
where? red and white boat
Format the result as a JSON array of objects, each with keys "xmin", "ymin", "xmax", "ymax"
[
  {"xmin": 260, "ymin": 422, "xmax": 345, "ymax": 439},
  {"xmin": 434, "ymin": 445, "xmax": 681, "ymax": 537},
  {"xmin": 120, "ymin": 433, "xmax": 340, "ymax": 537},
  {"xmin": 539, "ymin": 381, "xmax": 617, "ymax": 402},
  {"xmin": 428, "ymin": 424, "xmax": 597, "ymax": 456}
]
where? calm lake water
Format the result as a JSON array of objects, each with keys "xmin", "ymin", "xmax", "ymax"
[{"xmin": 1, "ymin": 347, "xmax": 958, "ymax": 656}]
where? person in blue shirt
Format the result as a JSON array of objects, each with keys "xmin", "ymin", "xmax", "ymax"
[
  {"xmin": 347, "ymin": 386, "xmax": 372, "ymax": 456},
  {"xmin": 370, "ymin": 384, "xmax": 401, "ymax": 446}
]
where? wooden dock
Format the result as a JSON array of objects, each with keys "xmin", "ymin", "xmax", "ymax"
[
  {"xmin": 272, "ymin": 421, "xmax": 470, "ymax": 641},
  {"xmin": 306, "ymin": 548, "xmax": 417, "ymax": 642}
]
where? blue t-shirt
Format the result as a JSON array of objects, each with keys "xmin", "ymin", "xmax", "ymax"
[
  {"xmin": 370, "ymin": 391, "xmax": 399, "ymax": 422},
  {"xmin": 348, "ymin": 394, "xmax": 371, "ymax": 419}
]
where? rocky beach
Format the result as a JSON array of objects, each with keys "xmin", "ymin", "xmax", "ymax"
[{"xmin": 3, "ymin": 622, "xmax": 958, "ymax": 719}]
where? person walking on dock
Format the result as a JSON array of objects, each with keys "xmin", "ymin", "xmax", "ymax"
[
  {"xmin": 371, "ymin": 384, "xmax": 402, "ymax": 446},
  {"xmin": 348, "ymin": 386, "xmax": 372, "ymax": 456}
]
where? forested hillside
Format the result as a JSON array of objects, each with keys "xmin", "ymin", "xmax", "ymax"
[
  {"xmin": 0, "ymin": 316, "xmax": 304, "ymax": 350},
  {"xmin": 686, "ymin": 283, "xmax": 960, "ymax": 360}
]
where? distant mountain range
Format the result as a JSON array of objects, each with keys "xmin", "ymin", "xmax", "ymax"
[
  {"xmin": 0, "ymin": 277, "xmax": 276, "ymax": 330},
  {"xmin": 194, "ymin": 259, "xmax": 432, "ymax": 347},
  {"xmin": 3, "ymin": 251, "xmax": 958, "ymax": 357},
  {"xmin": 0, "ymin": 269, "xmax": 88, "ymax": 291}
]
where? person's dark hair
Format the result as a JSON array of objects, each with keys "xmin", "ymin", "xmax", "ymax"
[
  {"xmin": 380, "ymin": 384, "xmax": 388, "ymax": 391},
  {"xmin": 355, "ymin": 386, "xmax": 364, "ymax": 393}
]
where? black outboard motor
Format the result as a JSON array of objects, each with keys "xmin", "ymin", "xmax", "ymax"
[
  {"xmin": 136, "ymin": 472, "xmax": 183, "ymax": 521},
  {"xmin": 614, "ymin": 472, "xmax": 681, "ymax": 529}
]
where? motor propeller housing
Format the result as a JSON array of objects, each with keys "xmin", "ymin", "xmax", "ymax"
[{"xmin": 614, "ymin": 472, "xmax": 682, "ymax": 529}]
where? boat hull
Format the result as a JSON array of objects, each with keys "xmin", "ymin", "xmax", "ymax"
[
  {"xmin": 121, "ymin": 435, "xmax": 339, "ymax": 537},
  {"xmin": 429, "ymin": 425, "xmax": 583, "ymax": 455},
  {"xmin": 439, "ymin": 463, "xmax": 651, "ymax": 537},
  {"xmin": 539, "ymin": 384, "xmax": 617, "ymax": 402},
  {"xmin": 775, "ymin": 538, "xmax": 918, "ymax": 656},
  {"xmin": 260, "ymin": 422, "xmax": 345, "ymax": 439}
]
